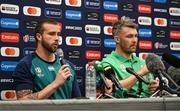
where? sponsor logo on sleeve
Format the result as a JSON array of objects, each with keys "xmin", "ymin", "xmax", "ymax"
[
  {"xmin": 1, "ymin": 61, "xmax": 18, "ymax": 71},
  {"xmin": 155, "ymin": 30, "xmax": 166, "ymax": 38},
  {"xmin": 85, "ymin": 37, "xmax": 101, "ymax": 47},
  {"xmin": 169, "ymin": 19, "xmax": 180, "ymax": 28},
  {"xmin": 65, "ymin": 25, "xmax": 82, "ymax": 31},
  {"xmin": 85, "ymin": 0, "xmax": 100, "ymax": 9},
  {"xmin": 104, "ymin": 39, "xmax": 115, "ymax": 48},
  {"xmin": 86, "ymin": 12, "xmax": 100, "ymax": 21},
  {"xmin": 1, "ymin": 90, "xmax": 17, "ymax": 100},
  {"xmin": 138, "ymin": 4, "xmax": 151, "ymax": 14},
  {"xmin": 65, "ymin": 0, "xmax": 81, "ymax": 7},
  {"xmin": 170, "ymin": 30, "xmax": 180, "ymax": 39},
  {"xmin": 138, "ymin": 29, "xmax": 152, "ymax": 37},
  {"xmin": 104, "ymin": 14, "xmax": 118, "ymax": 23},
  {"xmin": 66, "ymin": 36, "xmax": 82, "ymax": 46},
  {"xmin": 1, "ymin": 47, "xmax": 19, "ymax": 57},
  {"xmin": 0, "ymin": 4, "xmax": 19, "ymax": 15},
  {"xmin": 103, "ymin": 1, "xmax": 118, "ymax": 11},
  {"xmin": 65, "ymin": 10, "xmax": 82, "ymax": 20},
  {"xmin": 154, "ymin": 42, "xmax": 168, "ymax": 49},
  {"xmin": 23, "ymin": 20, "xmax": 38, "ymax": 29},
  {"xmin": 85, "ymin": 50, "xmax": 101, "ymax": 60},
  {"xmin": 45, "ymin": 8, "xmax": 62, "ymax": 18},
  {"xmin": 104, "ymin": 26, "xmax": 112, "ymax": 35},
  {"xmin": 170, "ymin": 42, "xmax": 180, "ymax": 50},
  {"xmin": 169, "ymin": 7, "xmax": 180, "ymax": 16},
  {"xmin": 45, "ymin": 0, "xmax": 62, "ymax": 5},
  {"xmin": 1, "ymin": 18, "xmax": 19, "ymax": 29},
  {"xmin": 138, "ymin": 16, "xmax": 152, "ymax": 26},
  {"xmin": 85, "ymin": 25, "xmax": 101, "ymax": 34},
  {"xmin": 154, "ymin": 18, "xmax": 167, "ymax": 27},
  {"xmin": 154, "ymin": 0, "xmax": 167, "ymax": 3},
  {"xmin": 23, "ymin": 6, "xmax": 41, "ymax": 16},
  {"xmin": 122, "ymin": 3, "xmax": 134, "ymax": 12},
  {"xmin": 1, "ymin": 32, "xmax": 19, "ymax": 43},
  {"xmin": 138, "ymin": 40, "xmax": 152, "ymax": 49},
  {"xmin": 23, "ymin": 47, "xmax": 35, "ymax": 56}
]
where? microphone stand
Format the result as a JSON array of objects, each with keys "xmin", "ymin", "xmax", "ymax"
[
  {"xmin": 126, "ymin": 67, "xmax": 150, "ymax": 97},
  {"xmin": 97, "ymin": 82, "xmax": 116, "ymax": 99},
  {"xmin": 96, "ymin": 71, "xmax": 116, "ymax": 99},
  {"xmin": 137, "ymin": 81, "xmax": 143, "ymax": 96},
  {"xmin": 151, "ymin": 70, "xmax": 180, "ymax": 97}
]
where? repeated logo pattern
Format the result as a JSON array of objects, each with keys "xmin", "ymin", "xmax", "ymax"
[{"xmin": 0, "ymin": 0, "xmax": 180, "ymax": 99}]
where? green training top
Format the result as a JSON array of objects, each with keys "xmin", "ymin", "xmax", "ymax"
[
  {"xmin": 101, "ymin": 51, "xmax": 154, "ymax": 98},
  {"xmin": 13, "ymin": 53, "xmax": 81, "ymax": 99}
]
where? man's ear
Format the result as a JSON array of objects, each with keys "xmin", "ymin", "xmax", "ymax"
[
  {"xmin": 114, "ymin": 36, "xmax": 120, "ymax": 43},
  {"xmin": 36, "ymin": 33, "xmax": 41, "ymax": 40}
]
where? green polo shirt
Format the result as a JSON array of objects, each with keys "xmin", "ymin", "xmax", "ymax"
[{"xmin": 101, "ymin": 51, "xmax": 154, "ymax": 98}]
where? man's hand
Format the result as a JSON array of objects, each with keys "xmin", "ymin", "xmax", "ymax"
[
  {"xmin": 138, "ymin": 65, "xmax": 150, "ymax": 76},
  {"xmin": 105, "ymin": 78, "xmax": 113, "ymax": 95},
  {"xmin": 52, "ymin": 65, "xmax": 71, "ymax": 88},
  {"xmin": 149, "ymin": 78, "xmax": 159, "ymax": 93}
]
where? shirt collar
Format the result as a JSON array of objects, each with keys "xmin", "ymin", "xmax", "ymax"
[{"xmin": 111, "ymin": 51, "xmax": 138, "ymax": 63}]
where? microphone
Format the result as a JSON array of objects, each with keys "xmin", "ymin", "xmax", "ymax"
[
  {"xmin": 103, "ymin": 65, "xmax": 142, "ymax": 98},
  {"xmin": 126, "ymin": 67, "xmax": 149, "ymax": 85},
  {"xmin": 145, "ymin": 53, "xmax": 165, "ymax": 74},
  {"xmin": 162, "ymin": 53, "xmax": 180, "ymax": 68},
  {"xmin": 146, "ymin": 53, "xmax": 180, "ymax": 94},
  {"xmin": 56, "ymin": 48, "xmax": 66, "ymax": 65},
  {"xmin": 167, "ymin": 66, "xmax": 180, "ymax": 86},
  {"xmin": 93, "ymin": 61, "xmax": 110, "ymax": 89},
  {"xmin": 55, "ymin": 48, "xmax": 71, "ymax": 80},
  {"xmin": 103, "ymin": 65, "xmax": 123, "ymax": 90}
]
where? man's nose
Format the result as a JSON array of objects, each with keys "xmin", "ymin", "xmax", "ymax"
[
  {"xmin": 55, "ymin": 34, "xmax": 59, "ymax": 39},
  {"xmin": 132, "ymin": 37, "xmax": 137, "ymax": 42},
  {"xmin": 54, "ymin": 34, "xmax": 59, "ymax": 42}
]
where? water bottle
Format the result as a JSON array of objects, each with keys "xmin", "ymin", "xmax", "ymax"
[{"xmin": 85, "ymin": 62, "xmax": 96, "ymax": 99}]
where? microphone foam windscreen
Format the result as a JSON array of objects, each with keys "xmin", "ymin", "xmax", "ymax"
[
  {"xmin": 145, "ymin": 53, "xmax": 165, "ymax": 73},
  {"xmin": 93, "ymin": 61, "xmax": 104, "ymax": 72},
  {"xmin": 55, "ymin": 48, "xmax": 64, "ymax": 58},
  {"xmin": 167, "ymin": 66, "xmax": 180, "ymax": 81}
]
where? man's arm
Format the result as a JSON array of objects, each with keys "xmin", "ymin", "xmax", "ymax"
[
  {"xmin": 17, "ymin": 82, "xmax": 58, "ymax": 100},
  {"xmin": 119, "ymin": 65, "xmax": 149, "ymax": 90}
]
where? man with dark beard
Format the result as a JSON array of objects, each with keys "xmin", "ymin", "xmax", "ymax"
[
  {"xmin": 100, "ymin": 19, "xmax": 159, "ymax": 98},
  {"xmin": 13, "ymin": 19, "xmax": 81, "ymax": 100}
]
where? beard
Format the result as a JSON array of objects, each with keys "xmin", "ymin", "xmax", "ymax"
[
  {"xmin": 124, "ymin": 48, "xmax": 136, "ymax": 54},
  {"xmin": 121, "ymin": 44, "xmax": 137, "ymax": 54},
  {"xmin": 41, "ymin": 39, "xmax": 58, "ymax": 53}
]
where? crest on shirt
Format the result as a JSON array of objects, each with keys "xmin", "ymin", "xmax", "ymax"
[
  {"xmin": 35, "ymin": 67, "xmax": 44, "ymax": 77},
  {"xmin": 119, "ymin": 64, "xmax": 126, "ymax": 72}
]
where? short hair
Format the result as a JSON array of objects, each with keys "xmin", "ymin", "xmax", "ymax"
[
  {"xmin": 35, "ymin": 18, "xmax": 59, "ymax": 36},
  {"xmin": 112, "ymin": 19, "xmax": 138, "ymax": 36}
]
